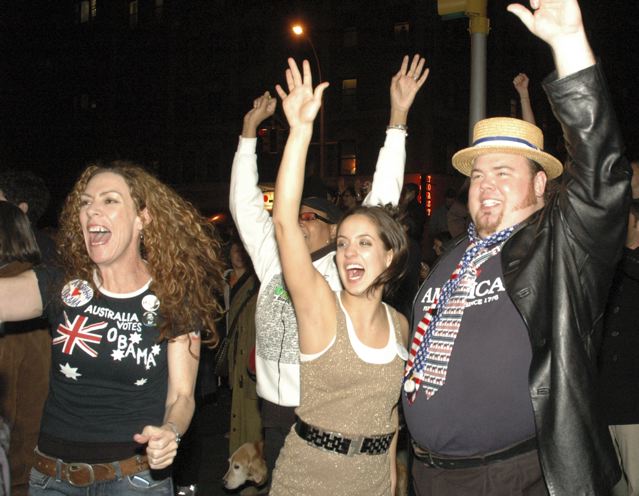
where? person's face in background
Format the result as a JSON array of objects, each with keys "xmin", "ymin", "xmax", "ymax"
[
  {"xmin": 298, "ymin": 205, "xmax": 335, "ymax": 254},
  {"xmin": 341, "ymin": 190, "xmax": 358, "ymax": 210},
  {"xmin": 433, "ymin": 238, "xmax": 445, "ymax": 257},
  {"xmin": 400, "ymin": 187, "xmax": 416, "ymax": 206},
  {"xmin": 230, "ymin": 242, "xmax": 248, "ymax": 272}
]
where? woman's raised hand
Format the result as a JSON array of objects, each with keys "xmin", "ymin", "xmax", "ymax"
[{"xmin": 275, "ymin": 58, "xmax": 329, "ymax": 130}]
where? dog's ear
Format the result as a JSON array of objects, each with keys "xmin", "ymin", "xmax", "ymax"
[
  {"xmin": 247, "ymin": 454, "xmax": 268, "ymax": 485},
  {"xmin": 255, "ymin": 439, "xmax": 264, "ymax": 457}
]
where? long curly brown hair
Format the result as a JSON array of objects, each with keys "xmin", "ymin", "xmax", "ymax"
[{"xmin": 57, "ymin": 161, "xmax": 225, "ymax": 345}]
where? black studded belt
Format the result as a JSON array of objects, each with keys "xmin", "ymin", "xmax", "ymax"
[
  {"xmin": 294, "ymin": 419, "xmax": 394, "ymax": 457},
  {"xmin": 412, "ymin": 436, "xmax": 538, "ymax": 470}
]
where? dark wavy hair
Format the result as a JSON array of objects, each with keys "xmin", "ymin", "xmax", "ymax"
[
  {"xmin": 0, "ymin": 170, "xmax": 50, "ymax": 225},
  {"xmin": 56, "ymin": 161, "xmax": 225, "ymax": 345},
  {"xmin": 337, "ymin": 204, "xmax": 408, "ymax": 299},
  {"xmin": 0, "ymin": 201, "xmax": 41, "ymax": 265}
]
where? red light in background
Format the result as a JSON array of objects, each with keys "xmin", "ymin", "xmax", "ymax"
[{"xmin": 425, "ymin": 175, "xmax": 433, "ymax": 216}]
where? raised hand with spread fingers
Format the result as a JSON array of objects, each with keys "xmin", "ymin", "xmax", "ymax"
[
  {"xmin": 507, "ymin": 0, "xmax": 594, "ymax": 77},
  {"xmin": 275, "ymin": 58, "xmax": 329, "ymax": 132},
  {"xmin": 390, "ymin": 54, "xmax": 429, "ymax": 115}
]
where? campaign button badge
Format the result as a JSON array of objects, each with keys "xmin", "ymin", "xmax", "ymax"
[
  {"xmin": 61, "ymin": 279, "xmax": 93, "ymax": 307},
  {"xmin": 142, "ymin": 294, "xmax": 160, "ymax": 312}
]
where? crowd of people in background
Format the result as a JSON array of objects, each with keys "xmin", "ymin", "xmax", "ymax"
[{"xmin": 0, "ymin": 1, "xmax": 638, "ymax": 496}]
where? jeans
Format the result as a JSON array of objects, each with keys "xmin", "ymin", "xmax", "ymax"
[{"xmin": 28, "ymin": 467, "xmax": 173, "ymax": 496}]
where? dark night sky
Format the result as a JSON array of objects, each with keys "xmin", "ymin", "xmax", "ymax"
[{"xmin": 2, "ymin": 0, "xmax": 638, "ymax": 226}]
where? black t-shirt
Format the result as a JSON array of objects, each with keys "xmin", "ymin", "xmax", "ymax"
[
  {"xmin": 403, "ymin": 240, "xmax": 535, "ymax": 456},
  {"xmin": 35, "ymin": 265, "xmax": 168, "ymax": 462}
]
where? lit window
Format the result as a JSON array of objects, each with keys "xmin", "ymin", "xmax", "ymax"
[
  {"xmin": 129, "ymin": 0, "xmax": 138, "ymax": 28},
  {"xmin": 78, "ymin": 1, "xmax": 89, "ymax": 23},
  {"xmin": 77, "ymin": 0, "xmax": 96, "ymax": 24},
  {"xmin": 341, "ymin": 78, "xmax": 357, "ymax": 111},
  {"xmin": 343, "ymin": 27, "xmax": 357, "ymax": 47},
  {"xmin": 340, "ymin": 140, "xmax": 357, "ymax": 175}
]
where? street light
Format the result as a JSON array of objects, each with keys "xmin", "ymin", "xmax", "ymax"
[{"xmin": 292, "ymin": 23, "xmax": 326, "ymax": 178}]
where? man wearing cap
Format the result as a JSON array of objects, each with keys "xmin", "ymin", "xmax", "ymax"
[
  {"xmin": 230, "ymin": 55, "xmax": 428, "ymax": 476},
  {"xmin": 403, "ymin": 1, "xmax": 628, "ymax": 495}
]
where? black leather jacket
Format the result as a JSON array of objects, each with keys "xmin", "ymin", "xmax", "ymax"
[
  {"xmin": 420, "ymin": 64, "xmax": 629, "ymax": 495},
  {"xmin": 504, "ymin": 63, "xmax": 629, "ymax": 495}
]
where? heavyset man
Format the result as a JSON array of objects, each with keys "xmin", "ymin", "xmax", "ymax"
[{"xmin": 403, "ymin": 0, "xmax": 629, "ymax": 494}]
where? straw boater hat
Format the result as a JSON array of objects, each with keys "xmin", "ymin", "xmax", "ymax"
[{"xmin": 452, "ymin": 117, "xmax": 563, "ymax": 180}]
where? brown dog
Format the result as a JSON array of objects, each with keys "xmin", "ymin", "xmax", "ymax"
[
  {"xmin": 395, "ymin": 448, "xmax": 409, "ymax": 496},
  {"xmin": 223, "ymin": 441, "xmax": 268, "ymax": 491}
]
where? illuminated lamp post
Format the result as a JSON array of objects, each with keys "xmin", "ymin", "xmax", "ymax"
[{"xmin": 292, "ymin": 24, "xmax": 326, "ymax": 178}]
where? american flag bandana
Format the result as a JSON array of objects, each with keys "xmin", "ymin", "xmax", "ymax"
[{"xmin": 403, "ymin": 222, "xmax": 517, "ymax": 403}]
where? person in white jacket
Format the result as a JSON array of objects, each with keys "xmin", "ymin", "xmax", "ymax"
[{"xmin": 229, "ymin": 54, "xmax": 429, "ymax": 475}]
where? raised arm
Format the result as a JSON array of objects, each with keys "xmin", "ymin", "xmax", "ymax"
[
  {"xmin": 272, "ymin": 59, "xmax": 334, "ymax": 354},
  {"xmin": 510, "ymin": 0, "xmax": 626, "ymax": 254},
  {"xmin": 365, "ymin": 55, "xmax": 429, "ymax": 207},
  {"xmin": 229, "ymin": 92, "xmax": 278, "ymax": 283},
  {"xmin": 513, "ymin": 73, "xmax": 536, "ymax": 125},
  {"xmin": 242, "ymin": 91, "xmax": 277, "ymax": 139},
  {"xmin": 0, "ymin": 270, "xmax": 43, "ymax": 324},
  {"xmin": 507, "ymin": 0, "xmax": 595, "ymax": 78}
]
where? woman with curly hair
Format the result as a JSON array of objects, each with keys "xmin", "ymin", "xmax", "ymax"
[{"xmin": 0, "ymin": 161, "xmax": 225, "ymax": 495}]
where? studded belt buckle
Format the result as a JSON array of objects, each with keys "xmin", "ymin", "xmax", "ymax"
[{"xmin": 66, "ymin": 462, "xmax": 95, "ymax": 487}]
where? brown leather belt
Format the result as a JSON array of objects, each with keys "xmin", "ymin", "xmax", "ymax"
[{"xmin": 34, "ymin": 450, "xmax": 149, "ymax": 487}]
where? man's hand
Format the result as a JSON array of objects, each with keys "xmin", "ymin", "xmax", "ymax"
[
  {"xmin": 507, "ymin": 0, "xmax": 583, "ymax": 46},
  {"xmin": 390, "ymin": 54, "xmax": 429, "ymax": 116},
  {"xmin": 275, "ymin": 58, "xmax": 329, "ymax": 131},
  {"xmin": 242, "ymin": 91, "xmax": 277, "ymax": 138},
  {"xmin": 507, "ymin": 0, "xmax": 594, "ymax": 77}
]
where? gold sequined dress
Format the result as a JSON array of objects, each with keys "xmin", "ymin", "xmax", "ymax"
[{"xmin": 270, "ymin": 292, "xmax": 404, "ymax": 496}]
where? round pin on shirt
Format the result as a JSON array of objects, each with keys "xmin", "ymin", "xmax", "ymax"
[
  {"xmin": 404, "ymin": 378, "xmax": 416, "ymax": 393},
  {"xmin": 61, "ymin": 279, "xmax": 94, "ymax": 307},
  {"xmin": 141, "ymin": 294, "xmax": 160, "ymax": 312}
]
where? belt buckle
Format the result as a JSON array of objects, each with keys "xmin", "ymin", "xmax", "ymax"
[
  {"xmin": 426, "ymin": 450, "xmax": 441, "ymax": 469},
  {"xmin": 346, "ymin": 436, "xmax": 363, "ymax": 456},
  {"xmin": 66, "ymin": 463, "xmax": 95, "ymax": 487}
]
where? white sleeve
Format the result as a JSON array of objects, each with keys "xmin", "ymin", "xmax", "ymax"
[
  {"xmin": 229, "ymin": 136, "xmax": 281, "ymax": 284},
  {"xmin": 362, "ymin": 128, "xmax": 406, "ymax": 208}
]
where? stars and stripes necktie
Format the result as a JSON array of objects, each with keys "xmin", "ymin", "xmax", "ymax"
[{"xmin": 404, "ymin": 222, "xmax": 517, "ymax": 403}]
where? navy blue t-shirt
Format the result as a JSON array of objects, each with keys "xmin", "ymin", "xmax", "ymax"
[
  {"xmin": 403, "ymin": 240, "xmax": 536, "ymax": 456},
  {"xmin": 35, "ymin": 266, "xmax": 168, "ymax": 462}
]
